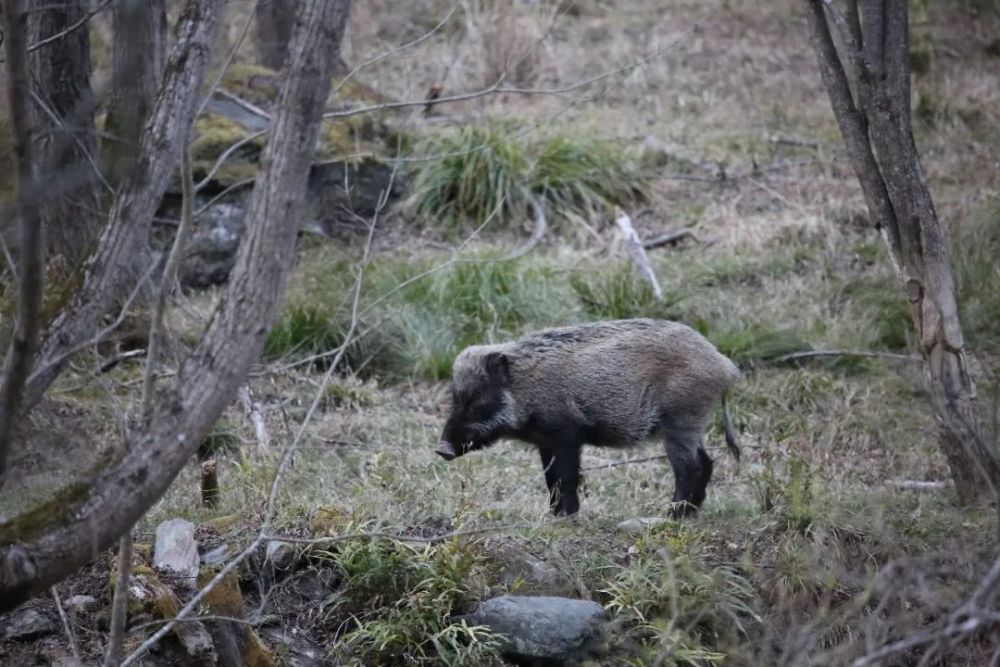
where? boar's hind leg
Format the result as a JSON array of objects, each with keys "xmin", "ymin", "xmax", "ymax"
[
  {"xmin": 664, "ymin": 427, "xmax": 714, "ymax": 517},
  {"xmin": 539, "ymin": 443, "xmax": 582, "ymax": 516}
]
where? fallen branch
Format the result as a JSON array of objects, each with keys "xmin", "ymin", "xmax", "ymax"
[
  {"xmin": 774, "ymin": 349, "xmax": 921, "ymax": 364},
  {"xmin": 643, "ymin": 228, "xmax": 700, "ymax": 249},
  {"xmin": 615, "ymin": 209, "xmax": 663, "ymax": 300},
  {"xmin": 98, "ymin": 349, "xmax": 146, "ymax": 374},
  {"xmin": 238, "ymin": 386, "xmax": 269, "ymax": 455},
  {"xmin": 885, "ymin": 479, "xmax": 951, "ymax": 490}
]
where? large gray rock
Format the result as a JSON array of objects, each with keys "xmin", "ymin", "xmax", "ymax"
[
  {"xmin": 154, "ymin": 518, "xmax": 200, "ymax": 588},
  {"xmin": 462, "ymin": 596, "xmax": 608, "ymax": 665},
  {"xmin": 0, "ymin": 607, "xmax": 56, "ymax": 641}
]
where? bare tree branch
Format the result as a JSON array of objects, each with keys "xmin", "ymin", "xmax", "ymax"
[
  {"xmin": 0, "ymin": 0, "xmax": 350, "ymax": 614},
  {"xmin": 25, "ymin": 0, "xmax": 113, "ymax": 52},
  {"xmin": 23, "ymin": 0, "xmax": 223, "ymax": 412}
]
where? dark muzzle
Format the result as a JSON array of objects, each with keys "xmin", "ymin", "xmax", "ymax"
[{"xmin": 435, "ymin": 440, "xmax": 459, "ymax": 461}]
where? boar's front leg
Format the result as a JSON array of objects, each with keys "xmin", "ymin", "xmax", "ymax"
[{"xmin": 539, "ymin": 440, "xmax": 582, "ymax": 516}]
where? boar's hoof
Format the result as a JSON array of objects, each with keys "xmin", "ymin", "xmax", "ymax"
[{"xmin": 435, "ymin": 441, "xmax": 459, "ymax": 461}]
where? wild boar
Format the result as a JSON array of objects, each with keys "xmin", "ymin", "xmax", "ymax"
[{"xmin": 436, "ymin": 319, "xmax": 740, "ymax": 516}]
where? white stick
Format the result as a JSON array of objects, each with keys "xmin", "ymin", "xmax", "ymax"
[{"xmin": 615, "ymin": 209, "xmax": 663, "ymax": 301}]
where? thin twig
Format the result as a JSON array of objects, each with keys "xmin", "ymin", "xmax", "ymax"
[
  {"xmin": 643, "ymin": 229, "xmax": 699, "ymax": 249},
  {"xmin": 323, "ymin": 46, "xmax": 670, "ymax": 120},
  {"xmin": 103, "ymin": 531, "xmax": 133, "ymax": 667},
  {"xmin": 582, "ymin": 454, "xmax": 669, "ymax": 472},
  {"xmin": 51, "ymin": 586, "xmax": 82, "ymax": 667},
  {"xmin": 196, "ymin": 0, "xmax": 260, "ymax": 116},
  {"xmin": 26, "ymin": 261, "xmax": 159, "ymax": 387},
  {"xmin": 122, "ymin": 165, "xmax": 395, "ymax": 667},
  {"xmin": 774, "ymin": 349, "xmax": 921, "ymax": 363},
  {"xmin": 213, "ymin": 88, "xmax": 271, "ymax": 122}
]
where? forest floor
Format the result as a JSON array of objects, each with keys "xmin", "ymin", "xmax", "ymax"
[{"xmin": 2, "ymin": 0, "xmax": 999, "ymax": 665}]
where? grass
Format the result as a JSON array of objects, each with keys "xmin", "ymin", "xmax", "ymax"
[
  {"xmin": 316, "ymin": 536, "xmax": 503, "ymax": 665},
  {"xmin": 8, "ymin": 1, "xmax": 1000, "ymax": 665},
  {"xmin": 405, "ymin": 121, "xmax": 648, "ymax": 232}
]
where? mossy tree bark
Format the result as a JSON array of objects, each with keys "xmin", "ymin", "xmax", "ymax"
[
  {"xmin": 0, "ymin": 0, "xmax": 352, "ymax": 610},
  {"xmin": 26, "ymin": 0, "xmax": 102, "ymax": 271},
  {"xmin": 22, "ymin": 0, "xmax": 223, "ymax": 411},
  {"xmin": 804, "ymin": 0, "xmax": 1000, "ymax": 504}
]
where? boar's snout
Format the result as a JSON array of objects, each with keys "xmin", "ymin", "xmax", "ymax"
[{"xmin": 435, "ymin": 440, "xmax": 459, "ymax": 461}]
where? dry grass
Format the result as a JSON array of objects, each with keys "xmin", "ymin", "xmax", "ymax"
[{"xmin": 4, "ymin": 0, "xmax": 1000, "ymax": 665}]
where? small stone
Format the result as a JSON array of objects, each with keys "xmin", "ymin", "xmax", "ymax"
[
  {"xmin": 0, "ymin": 607, "xmax": 56, "ymax": 641},
  {"xmin": 201, "ymin": 544, "xmax": 231, "ymax": 567},
  {"xmin": 462, "ymin": 596, "xmax": 608, "ymax": 665},
  {"xmin": 154, "ymin": 518, "xmax": 200, "ymax": 588},
  {"xmin": 63, "ymin": 594, "xmax": 98, "ymax": 613},
  {"xmin": 616, "ymin": 517, "xmax": 670, "ymax": 534}
]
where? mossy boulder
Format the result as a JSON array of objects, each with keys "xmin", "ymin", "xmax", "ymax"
[
  {"xmin": 197, "ymin": 569, "xmax": 274, "ymax": 667},
  {"xmin": 163, "ymin": 67, "xmax": 407, "ymax": 289}
]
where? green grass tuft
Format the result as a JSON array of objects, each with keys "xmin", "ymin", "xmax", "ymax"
[
  {"xmin": 954, "ymin": 201, "xmax": 1000, "ymax": 352},
  {"xmin": 406, "ymin": 121, "xmax": 647, "ymax": 231},
  {"xmin": 572, "ymin": 266, "xmax": 683, "ymax": 321}
]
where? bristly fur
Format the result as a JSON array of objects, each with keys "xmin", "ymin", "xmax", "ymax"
[{"xmin": 442, "ymin": 319, "xmax": 742, "ymax": 516}]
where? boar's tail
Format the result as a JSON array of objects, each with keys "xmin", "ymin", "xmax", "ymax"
[{"xmin": 721, "ymin": 390, "xmax": 740, "ymax": 463}]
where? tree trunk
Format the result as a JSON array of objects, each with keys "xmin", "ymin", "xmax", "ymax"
[
  {"xmin": 804, "ymin": 0, "xmax": 1000, "ymax": 504},
  {"xmin": 0, "ymin": 0, "xmax": 352, "ymax": 611},
  {"xmin": 22, "ymin": 0, "xmax": 223, "ymax": 412},
  {"xmin": 256, "ymin": 0, "xmax": 351, "ymax": 73},
  {"xmin": 106, "ymin": 0, "xmax": 167, "ymax": 183},
  {"xmin": 0, "ymin": 0, "xmax": 45, "ymax": 490},
  {"xmin": 26, "ymin": 0, "xmax": 102, "ymax": 271}
]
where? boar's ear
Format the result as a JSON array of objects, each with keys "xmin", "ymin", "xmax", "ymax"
[{"xmin": 484, "ymin": 352, "xmax": 510, "ymax": 383}]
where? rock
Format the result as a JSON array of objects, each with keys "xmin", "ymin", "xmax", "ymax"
[
  {"xmin": 304, "ymin": 158, "xmax": 404, "ymax": 236},
  {"xmin": 616, "ymin": 517, "xmax": 671, "ymax": 534},
  {"xmin": 154, "ymin": 518, "xmax": 200, "ymax": 588},
  {"xmin": 175, "ymin": 620, "xmax": 217, "ymax": 664},
  {"xmin": 462, "ymin": 596, "xmax": 608, "ymax": 665},
  {"xmin": 0, "ymin": 607, "xmax": 56, "ymax": 641},
  {"xmin": 202, "ymin": 544, "xmax": 232, "ymax": 567},
  {"xmin": 487, "ymin": 539, "xmax": 576, "ymax": 597},
  {"xmin": 288, "ymin": 567, "xmax": 341, "ymax": 602},
  {"xmin": 265, "ymin": 540, "xmax": 297, "ymax": 574},
  {"xmin": 63, "ymin": 594, "xmax": 98, "ymax": 614},
  {"xmin": 179, "ymin": 202, "xmax": 245, "ymax": 288}
]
